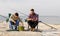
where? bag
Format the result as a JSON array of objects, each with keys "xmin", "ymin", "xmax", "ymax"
[{"xmin": 18, "ymin": 26, "xmax": 24, "ymax": 31}]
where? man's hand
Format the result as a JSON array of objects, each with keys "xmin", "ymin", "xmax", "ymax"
[
  {"xmin": 21, "ymin": 22, "xmax": 23, "ymax": 25},
  {"xmin": 19, "ymin": 21, "xmax": 24, "ymax": 26},
  {"xmin": 14, "ymin": 21, "xmax": 16, "ymax": 24},
  {"xmin": 27, "ymin": 18, "xmax": 32, "ymax": 21}
]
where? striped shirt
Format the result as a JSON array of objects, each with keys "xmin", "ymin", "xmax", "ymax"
[
  {"xmin": 28, "ymin": 13, "xmax": 39, "ymax": 21},
  {"xmin": 9, "ymin": 15, "xmax": 22, "ymax": 22}
]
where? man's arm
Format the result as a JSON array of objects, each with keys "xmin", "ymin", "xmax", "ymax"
[
  {"xmin": 19, "ymin": 18, "xmax": 24, "ymax": 26},
  {"xmin": 27, "ymin": 15, "xmax": 32, "ymax": 21},
  {"xmin": 32, "ymin": 14, "xmax": 39, "ymax": 21},
  {"xmin": 27, "ymin": 18, "xmax": 32, "ymax": 21},
  {"xmin": 35, "ymin": 15, "xmax": 39, "ymax": 21}
]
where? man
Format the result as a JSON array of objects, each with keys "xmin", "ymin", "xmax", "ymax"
[
  {"xmin": 27, "ymin": 9, "xmax": 39, "ymax": 31},
  {"xmin": 9, "ymin": 13, "xmax": 23, "ymax": 30}
]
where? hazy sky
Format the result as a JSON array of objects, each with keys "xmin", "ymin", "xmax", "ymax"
[{"xmin": 0, "ymin": 0, "xmax": 60, "ymax": 16}]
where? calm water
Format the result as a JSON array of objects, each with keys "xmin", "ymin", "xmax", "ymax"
[
  {"xmin": 39, "ymin": 16, "xmax": 60, "ymax": 24},
  {"xmin": 0, "ymin": 15, "xmax": 60, "ymax": 24}
]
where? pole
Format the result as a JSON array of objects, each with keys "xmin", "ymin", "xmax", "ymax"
[{"xmin": 39, "ymin": 21, "xmax": 57, "ymax": 30}]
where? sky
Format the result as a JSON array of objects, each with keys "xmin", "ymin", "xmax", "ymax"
[{"xmin": 0, "ymin": 0, "xmax": 60, "ymax": 16}]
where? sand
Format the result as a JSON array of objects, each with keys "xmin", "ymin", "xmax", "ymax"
[{"xmin": 0, "ymin": 21, "xmax": 60, "ymax": 36}]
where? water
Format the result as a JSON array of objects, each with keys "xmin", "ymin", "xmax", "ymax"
[
  {"xmin": 39, "ymin": 16, "xmax": 60, "ymax": 24},
  {"xmin": 0, "ymin": 15, "xmax": 60, "ymax": 24}
]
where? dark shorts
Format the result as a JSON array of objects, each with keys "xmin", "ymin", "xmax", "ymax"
[{"xmin": 28, "ymin": 20, "xmax": 38, "ymax": 28}]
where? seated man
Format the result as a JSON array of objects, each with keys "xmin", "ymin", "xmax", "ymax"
[
  {"xmin": 9, "ymin": 13, "xmax": 23, "ymax": 30},
  {"xmin": 27, "ymin": 9, "xmax": 39, "ymax": 31}
]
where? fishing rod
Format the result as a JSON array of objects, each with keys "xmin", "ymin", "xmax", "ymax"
[
  {"xmin": 11, "ymin": 9, "xmax": 29, "ymax": 21},
  {"xmin": 39, "ymin": 21, "xmax": 57, "ymax": 30},
  {"xmin": 0, "ymin": 15, "xmax": 7, "ymax": 23},
  {"xmin": 11, "ymin": 9, "xmax": 28, "ymax": 16},
  {"xmin": 0, "ymin": 15, "xmax": 7, "ymax": 18},
  {"xmin": 11, "ymin": 9, "xmax": 57, "ymax": 30}
]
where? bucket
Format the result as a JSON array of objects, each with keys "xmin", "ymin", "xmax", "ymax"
[{"xmin": 18, "ymin": 26, "xmax": 24, "ymax": 31}]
